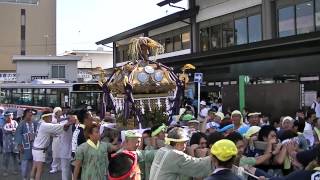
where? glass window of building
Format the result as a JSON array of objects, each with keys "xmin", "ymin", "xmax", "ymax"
[
  {"xmin": 181, "ymin": 32, "xmax": 190, "ymax": 49},
  {"xmin": 52, "ymin": 65, "xmax": 66, "ymax": 79},
  {"xmin": 173, "ymin": 35, "xmax": 182, "ymax": 51},
  {"xmin": 296, "ymin": 1, "xmax": 314, "ymax": 34},
  {"xmin": 122, "ymin": 50, "xmax": 126, "ymax": 61},
  {"xmin": 200, "ymin": 28, "xmax": 210, "ymax": 51},
  {"xmin": 235, "ymin": 18, "xmax": 248, "ymax": 45},
  {"xmin": 116, "ymin": 48, "xmax": 120, "ymax": 62},
  {"xmin": 210, "ymin": 25, "xmax": 222, "ymax": 48},
  {"xmin": 59, "ymin": 66, "xmax": 65, "ymax": 78},
  {"xmin": 165, "ymin": 37, "xmax": 173, "ymax": 53},
  {"xmin": 316, "ymin": 0, "xmax": 320, "ymax": 30},
  {"xmin": 52, "ymin": 66, "xmax": 58, "ymax": 78},
  {"xmin": 158, "ymin": 39, "xmax": 166, "ymax": 54},
  {"xmin": 278, "ymin": 6, "xmax": 295, "ymax": 37},
  {"xmin": 248, "ymin": 14, "xmax": 262, "ymax": 43},
  {"xmin": 222, "ymin": 22, "xmax": 234, "ymax": 47}
]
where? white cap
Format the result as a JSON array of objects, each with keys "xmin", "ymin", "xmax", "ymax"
[
  {"xmin": 0, "ymin": 107, "xmax": 4, "ymax": 111},
  {"xmin": 282, "ymin": 116, "xmax": 294, "ymax": 125},
  {"xmin": 200, "ymin": 101, "xmax": 206, "ymax": 106},
  {"xmin": 53, "ymin": 107, "xmax": 62, "ymax": 114}
]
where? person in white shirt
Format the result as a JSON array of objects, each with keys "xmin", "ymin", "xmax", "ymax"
[
  {"xmin": 311, "ymin": 96, "xmax": 320, "ymax": 118},
  {"xmin": 217, "ymin": 98, "xmax": 223, "ymax": 112},
  {"xmin": 304, "ymin": 110, "xmax": 317, "ymax": 147},
  {"xmin": 2, "ymin": 112, "xmax": 19, "ymax": 176},
  {"xmin": 199, "ymin": 101, "xmax": 209, "ymax": 119},
  {"xmin": 30, "ymin": 111, "xmax": 74, "ymax": 180},
  {"xmin": 58, "ymin": 112, "xmax": 76, "ymax": 180},
  {"xmin": 50, "ymin": 107, "xmax": 63, "ymax": 173}
]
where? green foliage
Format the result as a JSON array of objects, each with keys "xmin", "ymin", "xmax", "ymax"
[
  {"xmin": 141, "ymin": 103, "xmax": 168, "ymax": 128},
  {"xmin": 115, "ymin": 108, "xmax": 126, "ymax": 126},
  {"xmin": 116, "ymin": 103, "xmax": 168, "ymax": 129}
]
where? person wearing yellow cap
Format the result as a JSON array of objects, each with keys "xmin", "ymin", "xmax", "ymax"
[
  {"xmin": 231, "ymin": 110, "xmax": 249, "ymax": 135},
  {"xmin": 150, "ymin": 127, "xmax": 212, "ymax": 180},
  {"xmin": 243, "ymin": 126, "xmax": 261, "ymax": 140},
  {"xmin": 242, "ymin": 126, "xmax": 261, "ymax": 158},
  {"xmin": 205, "ymin": 139, "xmax": 241, "ymax": 180}
]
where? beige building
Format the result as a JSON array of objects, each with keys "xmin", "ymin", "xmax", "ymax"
[{"xmin": 0, "ymin": 0, "xmax": 56, "ymax": 73}]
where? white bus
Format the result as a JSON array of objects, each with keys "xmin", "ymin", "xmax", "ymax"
[{"xmin": 0, "ymin": 79, "xmax": 103, "ymax": 110}]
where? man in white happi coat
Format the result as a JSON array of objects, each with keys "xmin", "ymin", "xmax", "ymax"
[
  {"xmin": 30, "ymin": 111, "xmax": 74, "ymax": 180},
  {"xmin": 50, "ymin": 107, "xmax": 63, "ymax": 173}
]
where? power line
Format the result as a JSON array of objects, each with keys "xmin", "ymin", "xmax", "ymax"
[{"xmin": 0, "ymin": 41, "xmax": 102, "ymax": 48}]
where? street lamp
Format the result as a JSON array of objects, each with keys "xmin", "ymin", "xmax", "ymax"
[
  {"xmin": 157, "ymin": 0, "xmax": 183, "ymax": 7},
  {"xmin": 157, "ymin": 0, "xmax": 185, "ymax": 10}
]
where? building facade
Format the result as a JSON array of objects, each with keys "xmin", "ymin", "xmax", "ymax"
[
  {"xmin": 0, "ymin": 0, "xmax": 56, "ymax": 73},
  {"xmin": 97, "ymin": 0, "xmax": 320, "ymax": 117},
  {"xmin": 13, "ymin": 55, "xmax": 81, "ymax": 83},
  {"xmin": 64, "ymin": 49, "xmax": 114, "ymax": 82}
]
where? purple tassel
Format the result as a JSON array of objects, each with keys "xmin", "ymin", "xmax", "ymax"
[
  {"xmin": 124, "ymin": 83, "xmax": 134, "ymax": 120},
  {"xmin": 100, "ymin": 70, "xmax": 116, "ymax": 119}
]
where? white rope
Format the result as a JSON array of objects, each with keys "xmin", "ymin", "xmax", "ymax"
[{"xmin": 232, "ymin": 165, "xmax": 266, "ymax": 180}]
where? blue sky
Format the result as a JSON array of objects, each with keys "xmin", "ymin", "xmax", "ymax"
[{"xmin": 56, "ymin": 0, "xmax": 188, "ymax": 54}]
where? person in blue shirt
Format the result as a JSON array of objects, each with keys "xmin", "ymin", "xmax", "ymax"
[
  {"xmin": 0, "ymin": 107, "xmax": 4, "ymax": 153},
  {"xmin": 15, "ymin": 109, "xmax": 38, "ymax": 180},
  {"xmin": 231, "ymin": 110, "xmax": 249, "ymax": 135}
]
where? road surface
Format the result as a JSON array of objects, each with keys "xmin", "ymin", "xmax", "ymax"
[{"xmin": 0, "ymin": 153, "xmax": 61, "ymax": 180}]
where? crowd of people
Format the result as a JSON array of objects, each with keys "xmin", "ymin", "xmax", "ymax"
[{"xmin": 0, "ymin": 97, "xmax": 320, "ymax": 180}]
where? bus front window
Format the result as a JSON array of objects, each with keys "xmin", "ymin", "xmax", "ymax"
[{"xmin": 71, "ymin": 92, "xmax": 101, "ymax": 111}]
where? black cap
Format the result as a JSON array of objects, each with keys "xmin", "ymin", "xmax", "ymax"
[
  {"xmin": 24, "ymin": 108, "xmax": 37, "ymax": 115},
  {"xmin": 4, "ymin": 111, "xmax": 13, "ymax": 116}
]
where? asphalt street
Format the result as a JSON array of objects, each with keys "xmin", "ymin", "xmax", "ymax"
[{"xmin": 0, "ymin": 153, "xmax": 61, "ymax": 180}]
